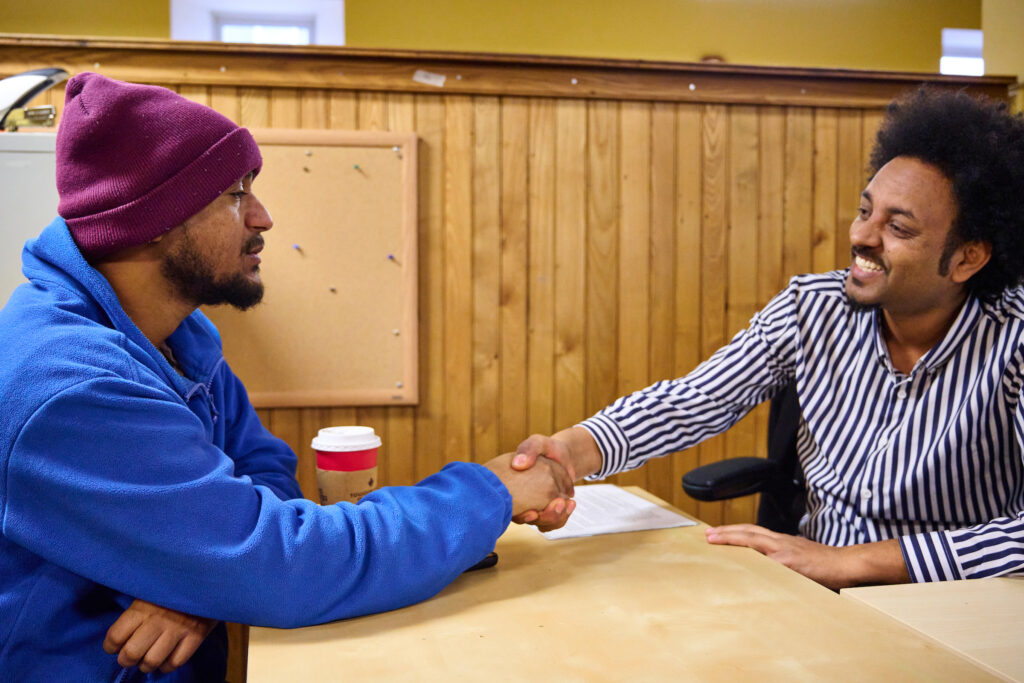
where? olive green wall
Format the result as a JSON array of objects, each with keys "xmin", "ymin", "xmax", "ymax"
[
  {"xmin": 347, "ymin": 0, "xmax": 980, "ymax": 72},
  {"xmin": 0, "ymin": 0, "xmax": 169, "ymax": 39},
  {"xmin": 0, "ymin": 0, "xmax": 992, "ymax": 74}
]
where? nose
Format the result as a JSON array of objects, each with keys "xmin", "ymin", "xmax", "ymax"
[
  {"xmin": 246, "ymin": 194, "xmax": 273, "ymax": 232},
  {"xmin": 849, "ymin": 212, "xmax": 880, "ymax": 248}
]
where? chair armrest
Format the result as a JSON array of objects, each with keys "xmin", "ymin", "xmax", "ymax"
[{"xmin": 681, "ymin": 457, "xmax": 780, "ymax": 502}]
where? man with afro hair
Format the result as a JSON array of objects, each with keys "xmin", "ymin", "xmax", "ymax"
[{"xmin": 513, "ymin": 87, "xmax": 1024, "ymax": 589}]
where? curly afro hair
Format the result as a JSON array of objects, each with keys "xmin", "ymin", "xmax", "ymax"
[{"xmin": 870, "ymin": 87, "xmax": 1024, "ymax": 301}]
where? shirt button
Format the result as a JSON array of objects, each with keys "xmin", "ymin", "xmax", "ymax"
[
  {"xmin": 878, "ymin": 436, "xmax": 888, "ymax": 448},
  {"xmin": 862, "ymin": 489, "xmax": 873, "ymax": 499},
  {"xmin": 897, "ymin": 388, "xmax": 908, "ymax": 399}
]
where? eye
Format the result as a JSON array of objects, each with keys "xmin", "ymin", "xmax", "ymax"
[
  {"xmin": 857, "ymin": 206, "xmax": 869, "ymax": 219},
  {"xmin": 888, "ymin": 222, "xmax": 911, "ymax": 237}
]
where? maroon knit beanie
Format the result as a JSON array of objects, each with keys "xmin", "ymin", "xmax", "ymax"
[{"xmin": 56, "ymin": 73, "xmax": 262, "ymax": 258}]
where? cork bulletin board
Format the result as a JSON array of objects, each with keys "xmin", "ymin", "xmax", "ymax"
[{"xmin": 202, "ymin": 129, "xmax": 418, "ymax": 407}]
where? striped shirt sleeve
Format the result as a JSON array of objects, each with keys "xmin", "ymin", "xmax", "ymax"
[{"xmin": 579, "ymin": 282, "xmax": 800, "ymax": 480}]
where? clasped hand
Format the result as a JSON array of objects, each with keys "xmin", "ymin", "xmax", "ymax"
[{"xmin": 483, "ymin": 451, "xmax": 576, "ymax": 532}]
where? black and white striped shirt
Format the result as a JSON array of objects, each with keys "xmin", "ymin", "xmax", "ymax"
[{"xmin": 581, "ymin": 271, "xmax": 1024, "ymax": 582}]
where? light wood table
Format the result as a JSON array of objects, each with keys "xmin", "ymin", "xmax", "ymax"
[
  {"xmin": 248, "ymin": 488, "xmax": 994, "ymax": 681},
  {"xmin": 843, "ymin": 577, "xmax": 1024, "ymax": 682}
]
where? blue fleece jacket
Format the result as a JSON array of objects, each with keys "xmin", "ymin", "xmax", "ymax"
[{"xmin": 0, "ymin": 219, "xmax": 512, "ymax": 682}]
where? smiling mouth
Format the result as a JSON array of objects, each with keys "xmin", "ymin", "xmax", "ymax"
[{"xmin": 854, "ymin": 254, "xmax": 883, "ymax": 273}]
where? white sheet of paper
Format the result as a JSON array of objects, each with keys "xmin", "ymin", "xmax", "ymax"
[{"xmin": 539, "ymin": 484, "xmax": 696, "ymax": 540}]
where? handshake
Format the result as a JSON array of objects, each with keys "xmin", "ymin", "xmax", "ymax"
[{"xmin": 483, "ymin": 431, "xmax": 590, "ymax": 532}]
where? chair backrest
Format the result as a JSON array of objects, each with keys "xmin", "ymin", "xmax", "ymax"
[{"xmin": 756, "ymin": 382, "xmax": 805, "ymax": 534}]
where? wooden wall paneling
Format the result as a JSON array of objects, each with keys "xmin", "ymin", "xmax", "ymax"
[
  {"xmin": 613, "ymin": 100, "xmax": 653, "ymax": 490},
  {"xmin": 442, "ymin": 96, "xmax": 474, "ymax": 464},
  {"xmin": 210, "ymin": 86, "xmax": 239, "ymax": 122},
  {"xmin": 354, "ymin": 406, "xmax": 389, "ymax": 479},
  {"xmin": 412, "ymin": 94, "xmax": 445, "ymax": 482},
  {"xmin": 645, "ymin": 101, "xmax": 678, "ymax": 506},
  {"xmin": 584, "ymin": 100, "xmax": 620, "ymax": 421},
  {"xmin": 783, "ymin": 108, "xmax": 815, "ymax": 277},
  {"xmin": 472, "ymin": 96, "xmax": 501, "ymax": 465},
  {"xmin": 328, "ymin": 90, "xmax": 357, "ymax": 129},
  {"xmin": 526, "ymin": 98, "xmax": 556, "ymax": 436},
  {"xmin": 861, "ymin": 109, "xmax": 885, "ymax": 176},
  {"xmin": 299, "ymin": 89, "xmax": 328, "ymax": 129},
  {"xmin": 498, "ymin": 97, "xmax": 529, "ymax": 453},
  {"xmin": 835, "ymin": 110, "xmax": 864, "ymax": 269},
  {"xmin": 553, "ymin": 98, "xmax": 587, "ymax": 432},
  {"xmin": 722, "ymin": 106, "xmax": 760, "ymax": 525},
  {"xmin": 177, "ymin": 84, "xmax": 209, "ymax": 106},
  {"xmin": 269, "ymin": 88, "xmax": 300, "ymax": 128},
  {"xmin": 386, "ymin": 92, "xmax": 418, "ymax": 485},
  {"xmin": 811, "ymin": 108, "xmax": 839, "ymax": 273},
  {"xmin": 698, "ymin": 103, "xmax": 728, "ymax": 526},
  {"xmin": 295, "ymin": 407, "xmax": 326, "ymax": 498},
  {"xmin": 754, "ymin": 106, "xmax": 787, "ymax": 498},
  {"xmin": 239, "ymin": 87, "xmax": 270, "ymax": 128},
  {"xmin": 358, "ymin": 92, "xmax": 388, "ymax": 130},
  {"xmin": 672, "ymin": 103, "xmax": 704, "ymax": 515}
]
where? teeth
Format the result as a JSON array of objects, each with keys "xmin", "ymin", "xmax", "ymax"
[{"xmin": 855, "ymin": 255, "xmax": 883, "ymax": 272}]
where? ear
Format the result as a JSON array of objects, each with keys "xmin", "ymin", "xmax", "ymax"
[{"xmin": 949, "ymin": 241, "xmax": 992, "ymax": 284}]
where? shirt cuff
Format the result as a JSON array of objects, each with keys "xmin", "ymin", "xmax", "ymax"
[
  {"xmin": 898, "ymin": 531, "xmax": 963, "ymax": 582},
  {"xmin": 578, "ymin": 414, "xmax": 630, "ymax": 480}
]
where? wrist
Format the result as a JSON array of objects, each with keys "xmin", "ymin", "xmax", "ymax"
[{"xmin": 842, "ymin": 539, "xmax": 910, "ymax": 587}]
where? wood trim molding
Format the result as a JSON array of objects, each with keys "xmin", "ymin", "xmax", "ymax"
[{"xmin": 0, "ymin": 34, "xmax": 1014, "ymax": 107}]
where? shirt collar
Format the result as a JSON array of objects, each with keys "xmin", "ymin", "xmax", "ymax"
[{"xmin": 870, "ymin": 295, "xmax": 982, "ymax": 377}]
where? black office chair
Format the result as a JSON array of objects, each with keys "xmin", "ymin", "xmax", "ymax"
[{"xmin": 681, "ymin": 383, "xmax": 805, "ymax": 534}]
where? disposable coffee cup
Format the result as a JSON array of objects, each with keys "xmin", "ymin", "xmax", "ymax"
[{"xmin": 312, "ymin": 426, "xmax": 381, "ymax": 505}]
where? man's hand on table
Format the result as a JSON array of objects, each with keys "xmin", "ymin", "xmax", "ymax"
[
  {"xmin": 483, "ymin": 453, "xmax": 574, "ymax": 530},
  {"xmin": 104, "ymin": 598, "xmax": 217, "ymax": 674},
  {"xmin": 705, "ymin": 524, "xmax": 910, "ymax": 590}
]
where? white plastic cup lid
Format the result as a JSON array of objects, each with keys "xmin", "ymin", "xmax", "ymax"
[{"xmin": 311, "ymin": 426, "xmax": 382, "ymax": 452}]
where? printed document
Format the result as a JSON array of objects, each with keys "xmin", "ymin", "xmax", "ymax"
[{"xmin": 540, "ymin": 484, "xmax": 696, "ymax": 540}]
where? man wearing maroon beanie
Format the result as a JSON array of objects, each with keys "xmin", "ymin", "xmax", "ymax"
[{"xmin": 0, "ymin": 73, "xmax": 572, "ymax": 681}]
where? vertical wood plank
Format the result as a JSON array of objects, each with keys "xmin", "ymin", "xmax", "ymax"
[
  {"xmin": 472, "ymin": 96, "xmax": 501, "ymax": 464},
  {"xmin": 783, "ymin": 107, "xmax": 814, "ymax": 278},
  {"xmin": 613, "ymin": 101, "xmax": 652, "ymax": 490},
  {"xmin": 835, "ymin": 110, "xmax": 864, "ymax": 269},
  {"xmin": 499, "ymin": 97, "xmax": 530, "ymax": 453},
  {"xmin": 443, "ymin": 96, "xmax": 474, "ymax": 463},
  {"xmin": 862, "ymin": 109, "xmax": 885, "ymax": 177},
  {"xmin": 239, "ymin": 88, "xmax": 270, "ymax": 128},
  {"xmin": 698, "ymin": 103, "xmax": 728, "ymax": 525},
  {"xmin": 673, "ymin": 103, "xmax": 703, "ymax": 515},
  {"xmin": 527, "ymin": 98, "xmax": 556, "ymax": 436},
  {"xmin": 413, "ymin": 94, "xmax": 446, "ymax": 481},
  {"xmin": 270, "ymin": 88, "xmax": 300, "ymax": 128},
  {"xmin": 328, "ymin": 91, "xmax": 358, "ymax": 129},
  {"xmin": 812, "ymin": 108, "xmax": 839, "ymax": 273},
  {"xmin": 355, "ymin": 406, "xmax": 389, "ymax": 483},
  {"xmin": 300, "ymin": 89, "xmax": 328, "ymax": 129},
  {"xmin": 553, "ymin": 99, "xmax": 587, "ymax": 432},
  {"xmin": 177, "ymin": 84, "xmax": 209, "ymax": 106},
  {"xmin": 646, "ymin": 101, "xmax": 677, "ymax": 505},
  {"xmin": 723, "ymin": 106, "xmax": 760, "ymax": 525},
  {"xmin": 754, "ymin": 106, "xmax": 787, "ymax": 505},
  {"xmin": 386, "ymin": 92, "xmax": 418, "ymax": 483},
  {"xmin": 268, "ymin": 408, "xmax": 307, "ymax": 494},
  {"xmin": 210, "ymin": 86, "xmax": 239, "ymax": 122},
  {"xmin": 358, "ymin": 92, "xmax": 388, "ymax": 130},
  {"xmin": 584, "ymin": 100, "xmax": 620, "ymax": 422}
]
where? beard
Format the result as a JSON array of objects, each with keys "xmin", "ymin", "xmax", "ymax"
[{"xmin": 161, "ymin": 230, "xmax": 265, "ymax": 311}]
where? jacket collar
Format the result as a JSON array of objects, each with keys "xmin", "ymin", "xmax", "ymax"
[{"xmin": 23, "ymin": 218, "xmax": 225, "ymax": 395}]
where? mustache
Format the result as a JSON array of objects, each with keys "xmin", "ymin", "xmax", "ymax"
[{"xmin": 243, "ymin": 235, "xmax": 264, "ymax": 254}]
